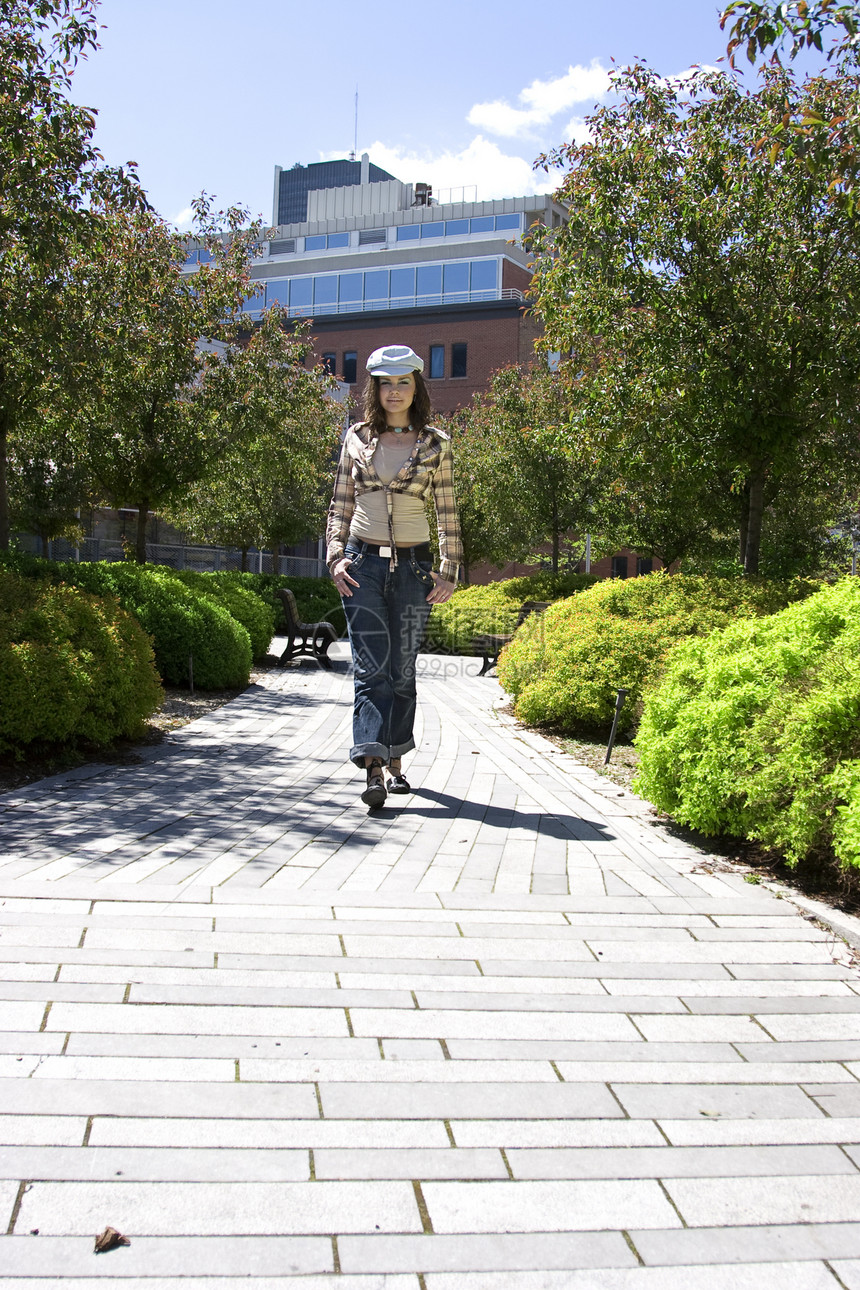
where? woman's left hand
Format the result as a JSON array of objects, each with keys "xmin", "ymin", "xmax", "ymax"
[{"xmin": 426, "ymin": 574, "xmax": 456, "ymax": 605}]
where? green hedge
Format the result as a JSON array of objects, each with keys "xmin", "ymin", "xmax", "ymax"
[
  {"xmin": 0, "ymin": 570, "xmax": 163, "ymax": 754},
  {"xmin": 205, "ymin": 571, "xmax": 345, "ymax": 640},
  {"xmin": 170, "ymin": 572, "xmax": 275, "ymax": 660},
  {"xmin": 24, "ymin": 562, "xmax": 253, "ymax": 689},
  {"xmin": 634, "ymin": 578, "xmax": 860, "ymax": 871},
  {"xmin": 498, "ymin": 572, "xmax": 819, "ymax": 732},
  {"xmin": 426, "ymin": 572, "xmax": 597, "ymax": 654}
]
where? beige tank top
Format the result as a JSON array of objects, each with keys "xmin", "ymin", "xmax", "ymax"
[{"xmin": 349, "ymin": 439, "xmax": 431, "ymax": 546}]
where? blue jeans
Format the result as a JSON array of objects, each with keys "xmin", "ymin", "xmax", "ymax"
[{"xmin": 341, "ymin": 542, "xmax": 434, "ymax": 767}]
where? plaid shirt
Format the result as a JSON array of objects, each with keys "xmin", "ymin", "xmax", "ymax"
[{"xmin": 326, "ymin": 422, "xmax": 463, "ymax": 584}]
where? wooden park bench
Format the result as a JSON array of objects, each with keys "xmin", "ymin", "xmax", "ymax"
[
  {"xmin": 472, "ymin": 600, "xmax": 550, "ymax": 677},
  {"xmin": 277, "ymin": 588, "xmax": 339, "ymax": 668}
]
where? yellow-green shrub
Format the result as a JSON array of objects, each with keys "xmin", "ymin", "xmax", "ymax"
[
  {"xmin": 634, "ymin": 579, "xmax": 860, "ymax": 870},
  {"xmin": 499, "ymin": 572, "xmax": 818, "ymax": 731},
  {"xmin": 171, "ymin": 572, "xmax": 275, "ymax": 660},
  {"xmin": 426, "ymin": 572, "xmax": 596, "ymax": 653},
  {"xmin": 0, "ymin": 570, "xmax": 163, "ymax": 753}
]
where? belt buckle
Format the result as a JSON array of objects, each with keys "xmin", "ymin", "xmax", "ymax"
[{"xmin": 378, "ymin": 545, "xmax": 392, "ymax": 558}]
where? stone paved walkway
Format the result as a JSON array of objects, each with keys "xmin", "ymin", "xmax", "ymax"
[{"xmin": 1, "ymin": 643, "xmax": 860, "ymax": 1287}]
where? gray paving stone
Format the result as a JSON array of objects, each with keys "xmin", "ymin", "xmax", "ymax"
[
  {"xmin": 663, "ymin": 1174, "xmax": 860, "ymax": 1226},
  {"xmin": 90, "ymin": 1118, "xmax": 451, "ymax": 1149},
  {"xmin": 631, "ymin": 1221, "xmax": 860, "ymax": 1265},
  {"xmin": 804, "ymin": 1084, "xmax": 860, "ymax": 1116},
  {"xmin": 63, "ymin": 1033, "xmax": 379, "ymax": 1060},
  {"xmin": 660, "ymin": 1116, "xmax": 860, "ymax": 1146},
  {"xmin": 46, "ymin": 1001, "xmax": 350, "ymax": 1037},
  {"xmin": 612, "ymin": 1083, "xmax": 823, "ymax": 1119},
  {"xmin": 0, "ymin": 1077, "xmax": 320, "ymax": 1119},
  {"xmin": 338, "ymin": 1231, "xmax": 637, "ymax": 1273},
  {"xmin": 422, "ymin": 1265, "xmax": 848, "ymax": 1289},
  {"xmin": 320, "ymin": 1082, "xmax": 624, "ymax": 1120},
  {"xmin": 349, "ymin": 1008, "xmax": 640, "ymax": 1040},
  {"xmin": 506, "ymin": 1143, "xmax": 854, "ymax": 1179},
  {"xmin": 0, "ymin": 1234, "xmax": 333, "ymax": 1278},
  {"xmin": 0, "ymin": 1145, "xmax": 310, "ymax": 1181},
  {"xmin": 14, "ymin": 1178, "xmax": 423, "ymax": 1236},
  {"xmin": 451, "ymin": 1120, "xmax": 666, "ymax": 1148},
  {"xmin": 831, "ymin": 1261, "xmax": 860, "ymax": 1290},
  {"xmin": 421, "ymin": 1178, "xmax": 680, "ymax": 1233},
  {"xmin": 313, "ymin": 1148, "xmax": 508, "ymax": 1179}
]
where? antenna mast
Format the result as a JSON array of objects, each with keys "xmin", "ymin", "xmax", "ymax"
[{"xmin": 353, "ymin": 86, "xmax": 358, "ymax": 160}]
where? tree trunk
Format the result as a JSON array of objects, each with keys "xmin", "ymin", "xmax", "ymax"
[
  {"xmin": 743, "ymin": 470, "xmax": 765, "ymax": 576},
  {"xmin": 0, "ymin": 412, "xmax": 9, "ymax": 552},
  {"xmin": 240, "ymin": 546, "xmax": 248, "ymax": 573},
  {"xmin": 135, "ymin": 503, "xmax": 149, "ymax": 564},
  {"xmin": 40, "ymin": 535, "xmax": 48, "ymax": 559},
  {"xmin": 739, "ymin": 482, "xmax": 749, "ymax": 568},
  {"xmin": 551, "ymin": 498, "xmax": 560, "ymax": 573}
]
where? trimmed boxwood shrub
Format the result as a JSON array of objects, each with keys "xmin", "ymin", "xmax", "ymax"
[
  {"xmin": 634, "ymin": 578, "xmax": 860, "ymax": 871},
  {"xmin": 0, "ymin": 570, "xmax": 163, "ymax": 754},
  {"xmin": 38, "ymin": 562, "xmax": 253, "ymax": 689},
  {"xmin": 170, "ymin": 572, "xmax": 275, "ymax": 661},
  {"xmin": 498, "ymin": 572, "xmax": 819, "ymax": 732},
  {"xmin": 425, "ymin": 572, "xmax": 597, "ymax": 654},
  {"xmin": 208, "ymin": 571, "xmax": 346, "ymax": 640}
]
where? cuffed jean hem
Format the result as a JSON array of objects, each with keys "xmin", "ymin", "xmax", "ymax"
[{"xmin": 350, "ymin": 736, "xmax": 415, "ymax": 768}]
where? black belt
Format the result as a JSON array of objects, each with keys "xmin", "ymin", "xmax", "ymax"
[{"xmin": 347, "ymin": 541, "xmax": 433, "ymax": 561}]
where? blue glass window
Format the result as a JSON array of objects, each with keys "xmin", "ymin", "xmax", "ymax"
[
  {"xmin": 314, "ymin": 276, "xmax": 338, "ymax": 305},
  {"xmin": 396, "ymin": 225, "xmax": 420, "ymax": 241},
  {"xmin": 469, "ymin": 216, "xmax": 494, "ymax": 233},
  {"xmin": 429, "ymin": 345, "xmax": 444, "ymax": 379},
  {"xmin": 327, "ymin": 232, "xmax": 349, "ymax": 249},
  {"xmin": 445, "ymin": 219, "xmax": 469, "ymax": 235},
  {"xmin": 421, "ymin": 221, "xmax": 444, "ymax": 238},
  {"xmin": 182, "ymin": 250, "xmax": 198, "ymax": 267},
  {"xmin": 364, "ymin": 270, "xmax": 388, "ymax": 300},
  {"xmin": 470, "ymin": 260, "xmax": 497, "ymax": 292},
  {"xmin": 452, "ymin": 343, "xmax": 467, "ymax": 378},
  {"xmin": 266, "ymin": 280, "xmax": 289, "ymax": 307},
  {"xmin": 343, "ymin": 351, "xmax": 357, "ymax": 383},
  {"xmin": 290, "ymin": 278, "xmax": 312, "ymax": 307},
  {"xmin": 197, "ymin": 248, "xmax": 213, "ymax": 264},
  {"xmin": 339, "ymin": 273, "xmax": 362, "ymax": 303},
  {"xmin": 443, "ymin": 263, "xmax": 469, "ymax": 295},
  {"xmin": 322, "ymin": 352, "xmax": 336, "ymax": 375},
  {"xmin": 305, "ymin": 234, "xmax": 326, "ymax": 251},
  {"xmin": 416, "ymin": 264, "xmax": 442, "ymax": 296},
  {"xmin": 495, "ymin": 213, "xmax": 521, "ymax": 232},
  {"xmin": 390, "ymin": 267, "xmax": 415, "ymax": 299}
]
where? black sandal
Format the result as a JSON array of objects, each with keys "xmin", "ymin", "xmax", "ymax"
[
  {"xmin": 361, "ymin": 758, "xmax": 387, "ymax": 808},
  {"xmin": 385, "ymin": 760, "xmax": 411, "ymax": 794}
]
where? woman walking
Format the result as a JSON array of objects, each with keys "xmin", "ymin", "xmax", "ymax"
[{"xmin": 326, "ymin": 345, "xmax": 463, "ymax": 808}]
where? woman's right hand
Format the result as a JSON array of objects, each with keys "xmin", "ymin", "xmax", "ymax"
[{"xmin": 332, "ymin": 557, "xmax": 360, "ymax": 598}]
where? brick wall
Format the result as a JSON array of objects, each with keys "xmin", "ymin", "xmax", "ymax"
[{"xmin": 307, "ymin": 306, "xmax": 535, "ymax": 417}]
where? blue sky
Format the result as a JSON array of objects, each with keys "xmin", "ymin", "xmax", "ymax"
[{"xmin": 68, "ymin": 0, "xmax": 807, "ymax": 229}]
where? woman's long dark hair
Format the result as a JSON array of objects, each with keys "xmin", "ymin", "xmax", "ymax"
[{"xmin": 363, "ymin": 370, "xmax": 433, "ymax": 436}]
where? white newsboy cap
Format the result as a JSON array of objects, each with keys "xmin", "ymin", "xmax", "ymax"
[{"xmin": 366, "ymin": 344, "xmax": 424, "ymax": 376}]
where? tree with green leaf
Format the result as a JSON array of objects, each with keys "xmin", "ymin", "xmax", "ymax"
[
  {"xmin": 165, "ymin": 308, "xmax": 343, "ymax": 565},
  {"xmin": 721, "ymin": 1, "xmax": 860, "ymax": 214},
  {"xmin": 71, "ymin": 199, "xmax": 266, "ymax": 562},
  {"xmin": 530, "ymin": 61, "xmax": 860, "ymax": 575},
  {"xmin": 0, "ymin": 0, "xmax": 144, "ymax": 551},
  {"xmin": 450, "ymin": 362, "xmax": 619, "ymax": 574}
]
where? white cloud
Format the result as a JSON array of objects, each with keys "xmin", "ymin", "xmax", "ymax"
[
  {"xmin": 660, "ymin": 63, "xmax": 723, "ymax": 87},
  {"xmin": 170, "ymin": 205, "xmax": 195, "ymax": 232},
  {"xmin": 562, "ymin": 116, "xmax": 594, "ymax": 148},
  {"xmin": 468, "ymin": 61, "xmax": 611, "ymax": 138},
  {"xmin": 329, "ymin": 137, "xmax": 552, "ymax": 202}
]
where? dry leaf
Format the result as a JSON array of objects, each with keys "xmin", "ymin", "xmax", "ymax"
[{"xmin": 94, "ymin": 1226, "xmax": 130, "ymax": 1254}]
